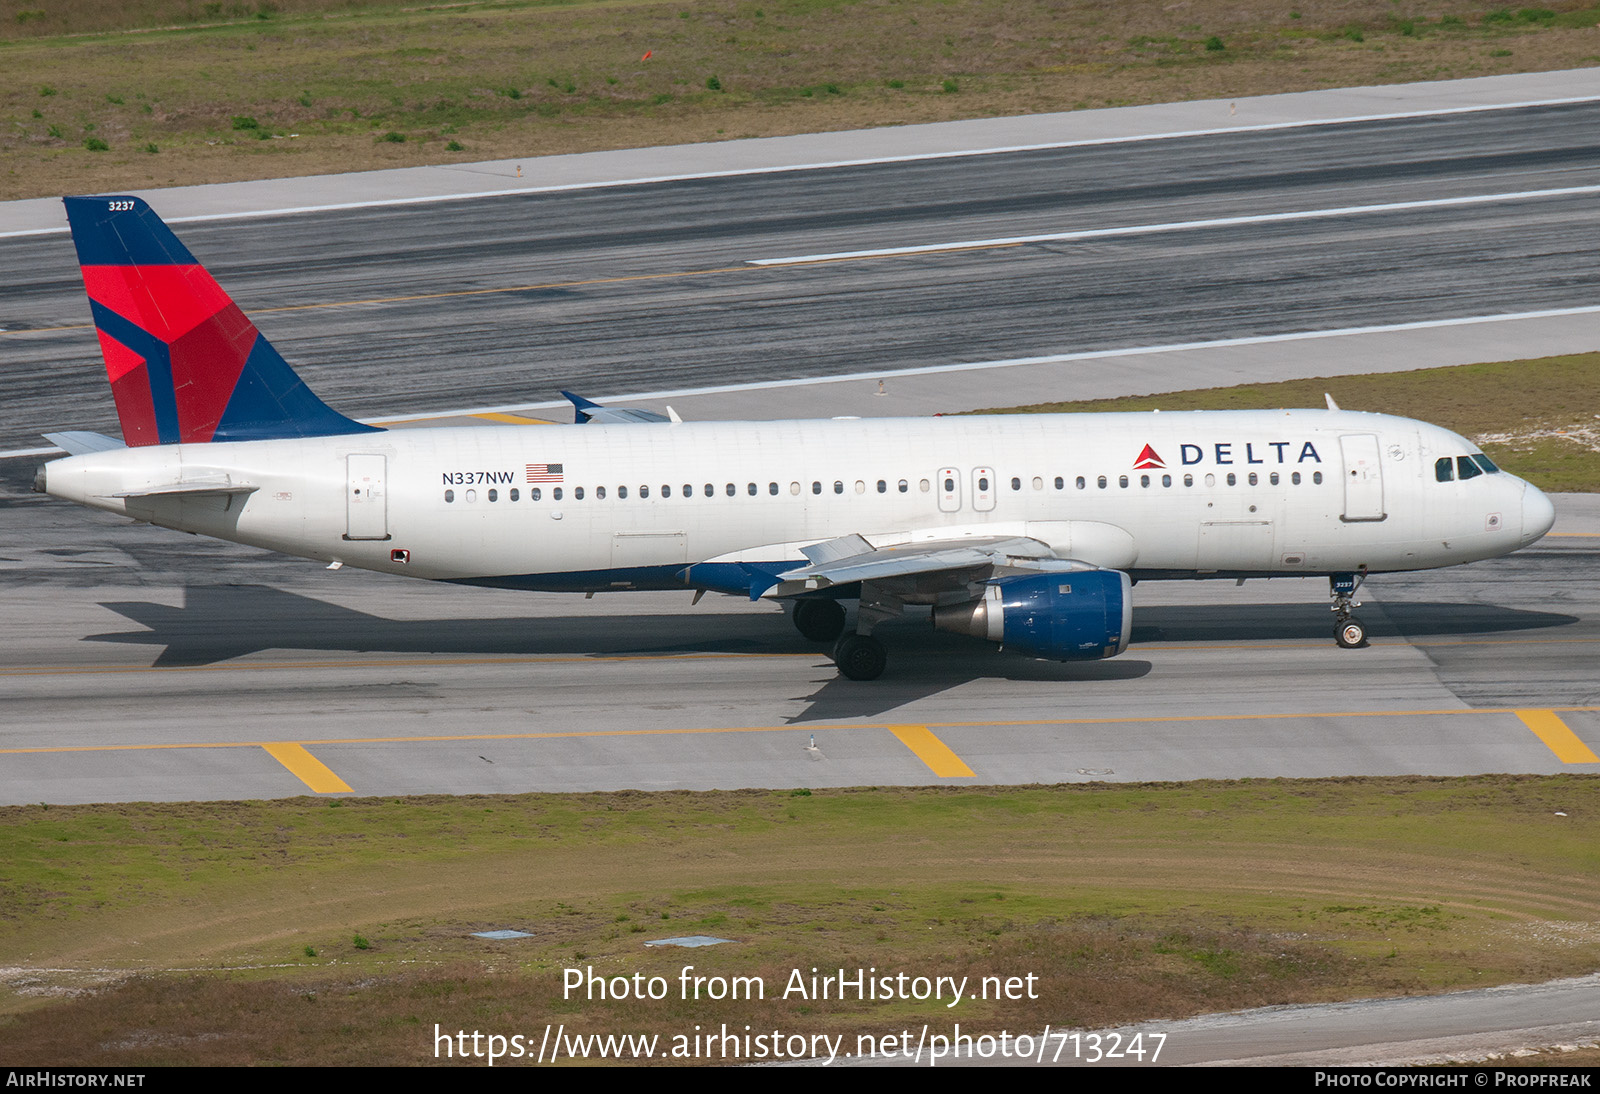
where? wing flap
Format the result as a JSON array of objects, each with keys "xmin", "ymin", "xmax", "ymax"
[{"xmin": 768, "ymin": 534, "xmax": 1085, "ymax": 597}]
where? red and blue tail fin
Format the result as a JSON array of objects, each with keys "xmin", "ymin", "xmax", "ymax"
[{"xmin": 63, "ymin": 195, "xmax": 380, "ymax": 446}]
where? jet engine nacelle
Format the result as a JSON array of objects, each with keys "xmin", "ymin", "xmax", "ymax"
[{"xmin": 932, "ymin": 570, "xmax": 1132, "ymax": 660}]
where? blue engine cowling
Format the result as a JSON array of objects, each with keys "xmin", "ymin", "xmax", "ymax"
[{"xmin": 932, "ymin": 569, "xmax": 1132, "ymax": 660}]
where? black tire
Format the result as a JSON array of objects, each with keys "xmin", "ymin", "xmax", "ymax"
[
  {"xmin": 793, "ymin": 599, "xmax": 847, "ymax": 642},
  {"xmin": 1335, "ymin": 617, "xmax": 1368, "ymax": 649},
  {"xmin": 832, "ymin": 633, "xmax": 887, "ymax": 681}
]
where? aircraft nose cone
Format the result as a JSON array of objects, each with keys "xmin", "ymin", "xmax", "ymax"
[{"xmin": 1520, "ymin": 482, "xmax": 1556, "ymax": 546}]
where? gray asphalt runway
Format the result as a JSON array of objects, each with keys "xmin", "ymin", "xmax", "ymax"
[{"xmin": 2, "ymin": 93, "xmax": 1599, "ymax": 451}]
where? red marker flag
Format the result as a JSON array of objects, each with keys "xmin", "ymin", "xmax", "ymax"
[{"xmin": 641, "ymin": 50, "xmax": 653, "ymax": 60}]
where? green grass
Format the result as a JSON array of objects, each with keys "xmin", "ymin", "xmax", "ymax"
[
  {"xmin": 2, "ymin": 776, "xmax": 1598, "ymax": 1063},
  {"xmin": 978, "ymin": 351, "xmax": 1600, "ymax": 492},
  {"xmin": 5, "ymin": 1, "xmax": 1600, "ymax": 199}
]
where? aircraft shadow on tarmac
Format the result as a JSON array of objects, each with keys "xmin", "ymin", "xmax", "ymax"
[
  {"xmin": 1131, "ymin": 600, "xmax": 1577, "ymax": 644},
  {"xmin": 85, "ymin": 584, "xmax": 1573, "ymax": 721}
]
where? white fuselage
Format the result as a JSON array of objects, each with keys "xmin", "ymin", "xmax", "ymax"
[{"xmin": 41, "ymin": 410, "xmax": 1553, "ymax": 592}]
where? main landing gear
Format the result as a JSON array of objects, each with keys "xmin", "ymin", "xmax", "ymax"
[
  {"xmin": 832, "ymin": 632, "xmax": 888, "ymax": 681},
  {"xmin": 793, "ymin": 598, "xmax": 888, "ymax": 680},
  {"xmin": 1331, "ymin": 571, "xmax": 1368, "ymax": 648}
]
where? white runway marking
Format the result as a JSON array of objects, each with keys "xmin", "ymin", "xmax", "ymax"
[
  {"xmin": 5, "ymin": 92, "xmax": 1598, "ymax": 237},
  {"xmin": 749, "ymin": 185, "xmax": 1600, "ymax": 266},
  {"xmin": 359, "ymin": 303, "xmax": 1600, "ymax": 426}
]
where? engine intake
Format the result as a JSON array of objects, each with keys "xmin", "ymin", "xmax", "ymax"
[{"xmin": 933, "ymin": 570, "xmax": 1131, "ymax": 660}]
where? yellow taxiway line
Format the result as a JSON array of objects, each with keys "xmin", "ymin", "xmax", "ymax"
[
  {"xmin": 888, "ymin": 725, "xmax": 975, "ymax": 778},
  {"xmin": 261, "ymin": 742, "xmax": 353, "ymax": 794},
  {"xmin": 1514, "ymin": 709, "xmax": 1600, "ymax": 764},
  {"xmin": 6, "ymin": 706, "xmax": 1596, "ymax": 795}
]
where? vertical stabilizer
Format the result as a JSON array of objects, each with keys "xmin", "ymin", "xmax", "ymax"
[{"xmin": 63, "ymin": 195, "xmax": 380, "ymax": 446}]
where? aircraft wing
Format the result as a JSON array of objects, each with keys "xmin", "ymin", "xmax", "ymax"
[{"xmin": 764, "ymin": 533, "xmax": 1098, "ymax": 599}]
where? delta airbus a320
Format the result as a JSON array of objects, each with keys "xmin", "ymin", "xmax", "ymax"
[{"xmin": 34, "ymin": 196, "xmax": 1556, "ymax": 680}]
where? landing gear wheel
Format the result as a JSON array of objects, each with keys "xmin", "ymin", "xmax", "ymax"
[
  {"xmin": 1335, "ymin": 617, "xmax": 1368, "ymax": 649},
  {"xmin": 793, "ymin": 599, "xmax": 846, "ymax": 642},
  {"xmin": 832, "ymin": 633, "xmax": 887, "ymax": 681}
]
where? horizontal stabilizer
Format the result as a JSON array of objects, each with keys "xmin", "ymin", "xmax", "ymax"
[
  {"xmin": 562, "ymin": 390, "xmax": 674, "ymax": 425},
  {"xmin": 43, "ymin": 431, "xmax": 126, "ymax": 456},
  {"xmin": 108, "ymin": 480, "xmax": 259, "ymax": 500}
]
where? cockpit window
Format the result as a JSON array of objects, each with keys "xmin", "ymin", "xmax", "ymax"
[
  {"xmin": 1435, "ymin": 457, "xmax": 1454, "ymax": 483},
  {"xmin": 1456, "ymin": 455, "xmax": 1483, "ymax": 481},
  {"xmin": 1471, "ymin": 454, "xmax": 1499, "ymax": 475}
]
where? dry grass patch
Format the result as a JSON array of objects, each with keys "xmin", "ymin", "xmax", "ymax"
[
  {"xmin": 4, "ymin": 1, "xmax": 1600, "ymax": 199},
  {"xmin": 1, "ymin": 776, "xmax": 1598, "ymax": 1064}
]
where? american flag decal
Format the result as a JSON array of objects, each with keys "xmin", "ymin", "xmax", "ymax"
[{"xmin": 526, "ymin": 463, "xmax": 564, "ymax": 483}]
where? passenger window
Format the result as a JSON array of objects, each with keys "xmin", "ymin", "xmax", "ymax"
[
  {"xmin": 574, "ymin": 487, "xmax": 584, "ymax": 500},
  {"xmin": 683, "ymin": 484, "xmax": 692, "ymax": 497},
  {"xmin": 919, "ymin": 479, "xmax": 930, "ymax": 492},
  {"xmin": 899, "ymin": 480, "xmax": 909, "ymax": 493},
  {"xmin": 618, "ymin": 486, "xmax": 627, "ymax": 499},
  {"xmin": 1204, "ymin": 474, "xmax": 1215, "ymax": 487},
  {"xmin": 747, "ymin": 483, "xmax": 757, "ymax": 495},
  {"xmin": 553, "ymin": 487, "xmax": 563, "ymax": 500},
  {"xmin": 813, "ymin": 481, "xmax": 822, "ymax": 495},
  {"xmin": 1011, "ymin": 477, "xmax": 1022, "ymax": 491},
  {"xmin": 1076, "ymin": 476, "xmax": 1086, "ymax": 490},
  {"xmin": 791, "ymin": 482, "xmax": 801, "ymax": 495},
  {"xmin": 1055, "ymin": 476, "xmax": 1064, "ymax": 490},
  {"xmin": 1118, "ymin": 475, "xmax": 1129, "ymax": 488},
  {"xmin": 531, "ymin": 487, "xmax": 542, "ymax": 501},
  {"xmin": 1313, "ymin": 472, "xmax": 1323, "ymax": 485},
  {"xmin": 1436, "ymin": 458, "xmax": 1454, "ymax": 482},
  {"xmin": 444, "ymin": 489, "xmax": 455, "ymax": 503},
  {"xmin": 978, "ymin": 476, "xmax": 989, "ymax": 492},
  {"xmin": 944, "ymin": 477, "xmax": 955, "ymax": 492},
  {"xmin": 877, "ymin": 480, "xmax": 886, "ymax": 493},
  {"xmin": 1183, "ymin": 474, "xmax": 1193, "ymax": 487},
  {"xmin": 1225, "ymin": 474, "xmax": 1236, "ymax": 486},
  {"xmin": 1269, "ymin": 473, "xmax": 1279, "ymax": 486},
  {"xmin": 662, "ymin": 485, "xmax": 672, "ymax": 498},
  {"xmin": 1456, "ymin": 456, "xmax": 1483, "ymax": 481},
  {"xmin": 595, "ymin": 486, "xmax": 605, "ymax": 499},
  {"xmin": 770, "ymin": 482, "xmax": 779, "ymax": 495},
  {"xmin": 1140, "ymin": 474, "xmax": 1150, "ymax": 488},
  {"xmin": 1097, "ymin": 476, "xmax": 1107, "ymax": 489},
  {"xmin": 1162, "ymin": 474, "xmax": 1172, "ymax": 487},
  {"xmin": 1032, "ymin": 476, "xmax": 1043, "ymax": 490},
  {"xmin": 855, "ymin": 480, "xmax": 865, "ymax": 494},
  {"xmin": 465, "ymin": 489, "xmax": 477, "ymax": 503},
  {"xmin": 1247, "ymin": 473, "xmax": 1257, "ymax": 486},
  {"xmin": 488, "ymin": 488, "xmax": 498, "ymax": 502},
  {"xmin": 726, "ymin": 483, "xmax": 736, "ymax": 496},
  {"xmin": 834, "ymin": 481, "xmax": 844, "ymax": 494},
  {"xmin": 1291, "ymin": 473, "xmax": 1300, "ymax": 486},
  {"xmin": 510, "ymin": 488, "xmax": 520, "ymax": 501},
  {"xmin": 704, "ymin": 483, "xmax": 713, "ymax": 497},
  {"xmin": 640, "ymin": 486, "xmax": 649, "ymax": 498}
]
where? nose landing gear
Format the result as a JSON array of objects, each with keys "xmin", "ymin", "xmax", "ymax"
[{"xmin": 1331, "ymin": 570, "xmax": 1368, "ymax": 648}]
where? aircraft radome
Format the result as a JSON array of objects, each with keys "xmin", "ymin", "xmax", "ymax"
[{"xmin": 34, "ymin": 196, "xmax": 1556, "ymax": 680}]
